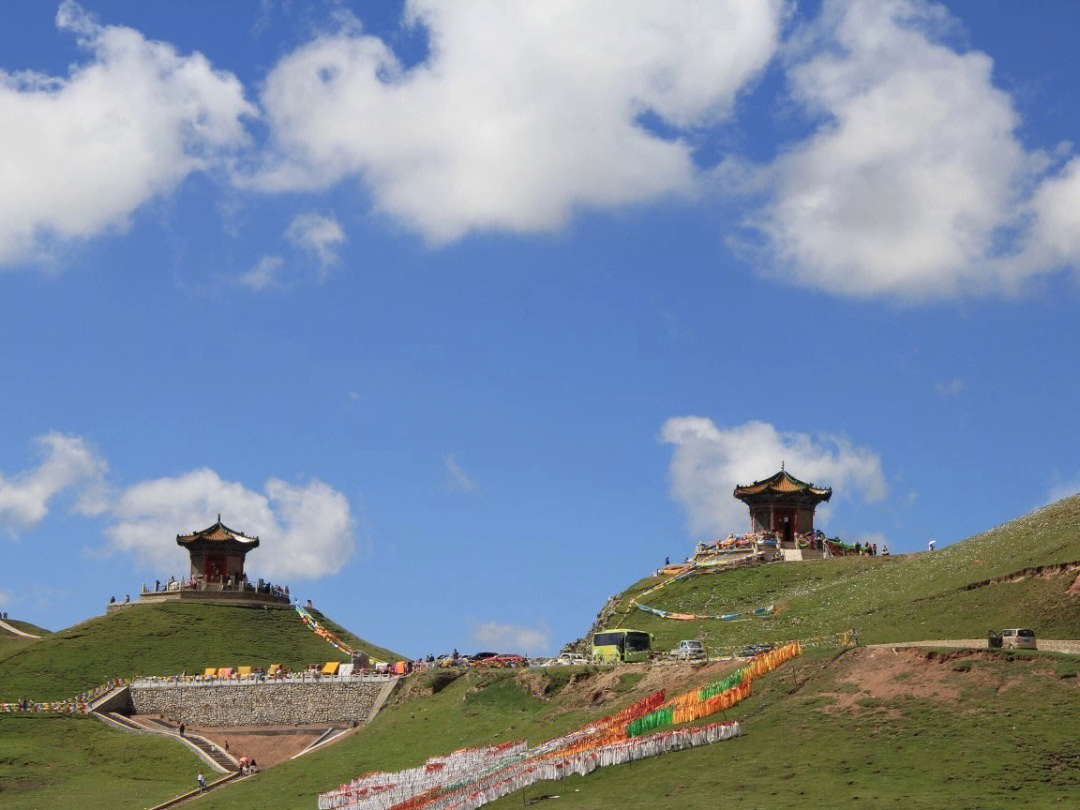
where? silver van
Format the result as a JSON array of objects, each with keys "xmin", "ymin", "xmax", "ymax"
[
  {"xmin": 673, "ymin": 640, "xmax": 707, "ymax": 661},
  {"xmin": 1001, "ymin": 628, "xmax": 1036, "ymax": 650}
]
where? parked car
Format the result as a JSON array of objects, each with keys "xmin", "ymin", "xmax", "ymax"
[
  {"xmin": 550, "ymin": 653, "xmax": 590, "ymax": 666},
  {"xmin": 1000, "ymin": 628, "xmax": 1036, "ymax": 650},
  {"xmin": 672, "ymin": 640, "xmax": 707, "ymax": 661},
  {"xmin": 737, "ymin": 643, "xmax": 774, "ymax": 658}
]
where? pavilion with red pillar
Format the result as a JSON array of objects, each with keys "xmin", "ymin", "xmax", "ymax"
[{"xmin": 733, "ymin": 467, "xmax": 832, "ymax": 549}]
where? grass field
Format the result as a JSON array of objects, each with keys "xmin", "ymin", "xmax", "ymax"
[
  {"xmin": 478, "ymin": 647, "xmax": 1080, "ymax": 810},
  {"xmin": 0, "ymin": 602, "xmax": 401, "ymax": 702},
  {"xmin": 605, "ymin": 494, "xmax": 1080, "ymax": 654},
  {"xmin": 0, "ymin": 714, "xmax": 204, "ymax": 810},
  {"xmin": 194, "ymin": 667, "xmax": 603, "ymax": 810},
  {"xmin": 185, "ymin": 645, "xmax": 1080, "ymax": 810}
]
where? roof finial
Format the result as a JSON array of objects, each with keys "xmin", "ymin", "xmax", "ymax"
[
  {"xmin": 218, "ymin": 512, "xmax": 222, "ymax": 523},
  {"xmin": 781, "ymin": 459, "xmax": 785, "ymax": 472}
]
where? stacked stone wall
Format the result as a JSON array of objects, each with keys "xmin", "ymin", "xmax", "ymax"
[{"xmin": 130, "ymin": 681, "xmax": 385, "ymax": 726}]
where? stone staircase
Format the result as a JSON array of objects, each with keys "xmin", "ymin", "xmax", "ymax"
[
  {"xmin": 140, "ymin": 717, "xmax": 238, "ymax": 772},
  {"xmin": 94, "ymin": 710, "xmax": 237, "ymax": 774}
]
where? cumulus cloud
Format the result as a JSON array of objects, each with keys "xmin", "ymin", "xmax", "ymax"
[
  {"xmin": 660, "ymin": 417, "xmax": 887, "ymax": 537},
  {"xmin": 0, "ymin": 433, "xmax": 108, "ymax": 529},
  {"xmin": 471, "ymin": 621, "xmax": 551, "ymax": 655},
  {"xmin": 240, "ymin": 254, "xmax": 286, "ymax": 290},
  {"xmin": 1020, "ymin": 156, "xmax": 1080, "ymax": 273},
  {"xmin": 0, "ymin": 2, "xmax": 254, "ymax": 267},
  {"xmin": 740, "ymin": 0, "xmax": 1080, "ymax": 299},
  {"xmin": 286, "ymin": 212, "xmax": 346, "ymax": 267},
  {"xmin": 105, "ymin": 468, "xmax": 356, "ymax": 579},
  {"xmin": 747, "ymin": 0, "xmax": 1039, "ymax": 297},
  {"xmin": 247, "ymin": 0, "xmax": 784, "ymax": 242},
  {"xmin": 444, "ymin": 454, "xmax": 478, "ymax": 493}
]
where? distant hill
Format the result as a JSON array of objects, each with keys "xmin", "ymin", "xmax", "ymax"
[
  {"xmin": 0, "ymin": 602, "xmax": 401, "ymax": 702},
  {"xmin": 598, "ymin": 494, "xmax": 1080, "ymax": 654}
]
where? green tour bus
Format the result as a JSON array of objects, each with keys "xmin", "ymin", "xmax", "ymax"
[{"xmin": 591, "ymin": 629, "xmax": 652, "ymax": 663}]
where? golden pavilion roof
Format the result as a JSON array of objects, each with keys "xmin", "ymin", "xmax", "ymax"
[
  {"xmin": 733, "ymin": 469, "xmax": 832, "ymax": 503},
  {"xmin": 176, "ymin": 516, "xmax": 259, "ymax": 549}
]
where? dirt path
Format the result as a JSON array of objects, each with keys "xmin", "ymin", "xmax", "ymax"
[{"xmin": 870, "ymin": 638, "xmax": 1080, "ymax": 654}]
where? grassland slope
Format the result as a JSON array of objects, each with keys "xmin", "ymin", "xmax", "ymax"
[
  {"xmin": 0, "ymin": 713, "xmax": 205, "ymax": 810},
  {"xmin": 0, "ymin": 602, "xmax": 401, "ymax": 701},
  {"xmin": 185, "ymin": 644, "xmax": 1080, "ymax": 810},
  {"xmin": 604, "ymin": 494, "xmax": 1080, "ymax": 653}
]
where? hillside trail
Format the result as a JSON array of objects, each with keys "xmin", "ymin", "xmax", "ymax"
[
  {"xmin": 871, "ymin": 638, "xmax": 1080, "ymax": 654},
  {"xmin": 0, "ymin": 618, "xmax": 39, "ymax": 638}
]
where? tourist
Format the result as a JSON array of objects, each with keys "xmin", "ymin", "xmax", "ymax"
[
  {"xmin": 196, "ymin": 772, "xmax": 207, "ymax": 791},
  {"xmin": 882, "ymin": 544, "xmax": 890, "ymax": 556},
  {"xmin": 929, "ymin": 539, "xmax": 936, "ymax": 552},
  {"xmin": 854, "ymin": 542, "xmax": 861, "ymax": 555},
  {"xmin": 179, "ymin": 722, "xmax": 185, "ymax": 736},
  {"xmin": 109, "ymin": 595, "xmax": 115, "ymax": 604}
]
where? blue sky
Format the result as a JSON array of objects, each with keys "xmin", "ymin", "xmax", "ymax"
[{"xmin": 2, "ymin": 1, "xmax": 1080, "ymax": 658}]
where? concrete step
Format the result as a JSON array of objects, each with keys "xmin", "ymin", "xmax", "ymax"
[{"xmin": 105, "ymin": 711, "xmax": 145, "ymax": 732}]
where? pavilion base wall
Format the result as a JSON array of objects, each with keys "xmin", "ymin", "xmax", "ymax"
[{"xmin": 130, "ymin": 681, "xmax": 384, "ymax": 726}]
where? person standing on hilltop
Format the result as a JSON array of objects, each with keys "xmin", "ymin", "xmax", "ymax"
[{"xmin": 929, "ymin": 539, "xmax": 936, "ymax": 552}]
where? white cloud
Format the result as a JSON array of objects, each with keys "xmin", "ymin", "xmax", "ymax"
[
  {"xmin": 0, "ymin": 2, "xmax": 254, "ymax": 267},
  {"xmin": 0, "ymin": 433, "xmax": 108, "ymax": 529},
  {"xmin": 240, "ymin": 254, "xmax": 286, "ymax": 290},
  {"xmin": 471, "ymin": 621, "xmax": 551, "ymax": 655},
  {"xmin": 935, "ymin": 378, "xmax": 964, "ymax": 398},
  {"xmin": 742, "ymin": 0, "xmax": 1080, "ymax": 299},
  {"xmin": 1020, "ymin": 156, "xmax": 1080, "ymax": 273},
  {"xmin": 1046, "ymin": 477, "xmax": 1080, "ymax": 506},
  {"xmin": 105, "ymin": 468, "xmax": 356, "ymax": 580},
  {"xmin": 247, "ymin": 1, "xmax": 784, "ymax": 242},
  {"xmin": 660, "ymin": 417, "xmax": 887, "ymax": 537},
  {"xmin": 748, "ymin": 0, "xmax": 1040, "ymax": 298},
  {"xmin": 286, "ymin": 212, "xmax": 346, "ymax": 267},
  {"xmin": 444, "ymin": 454, "xmax": 478, "ymax": 493}
]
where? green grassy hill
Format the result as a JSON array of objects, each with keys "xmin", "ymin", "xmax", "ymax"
[
  {"xmin": 0, "ymin": 602, "xmax": 401, "ymax": 702},
  {"xmin": 189, "ymin": 645, "xmax": 1080, "ymax": 810},
  {"xmin": 604, "ymin": 494, "xmax": 1080, "ymax": 654},
  {"xmin": 0, "ymin": 714, "xmax": 205, "ymax": 810}
]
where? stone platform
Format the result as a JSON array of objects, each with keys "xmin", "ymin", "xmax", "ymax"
[{"xmin": 107, "ymin": 587, "xmax": 290, "ymax": 613}]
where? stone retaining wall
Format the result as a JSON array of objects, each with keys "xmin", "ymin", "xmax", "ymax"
[{"xmin": 130, "ymin": 681, "xmax": 386, "ymax": 726}]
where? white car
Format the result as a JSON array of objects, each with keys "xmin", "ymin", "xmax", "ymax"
[
  {"xmin": 551, "ymin": 653, "xmax": 590, "ymax": 666},
  {"xmin": 1001, "ymin": 628, "xmax": 1036, "ymax": 650},
  {"xmin": 672, "ymin": 640, "xmax": 707, "ymax": 661}
]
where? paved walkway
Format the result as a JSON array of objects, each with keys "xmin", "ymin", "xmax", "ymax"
[{"xmin": 0, "ymin": 618, "xmax": 40, "ymax": 638}]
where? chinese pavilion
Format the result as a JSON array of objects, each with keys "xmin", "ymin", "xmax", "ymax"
[
  {"xmin": 177, "ymin": 515, "xmax": 259, "ymax": 582},
  {"xmin": 733, "ymin": 468, "xmax": 831, "ymax": 547}
]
